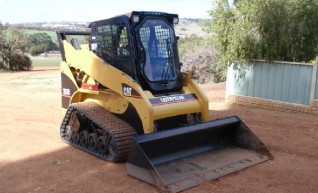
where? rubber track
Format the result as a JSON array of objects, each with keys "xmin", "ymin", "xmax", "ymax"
[{"xmin": 60, "ymin": 102, "xmax": 136, "ymax": 162}]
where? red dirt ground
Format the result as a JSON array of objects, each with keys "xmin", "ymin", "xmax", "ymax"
[{"xmin": 0, "ymin": 67, "xmax": 317, "ymax": 193}]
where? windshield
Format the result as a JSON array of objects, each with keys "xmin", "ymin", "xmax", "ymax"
[{"xmin": 137, "ymin": 19, "xmax": 177, "ymax": 83}]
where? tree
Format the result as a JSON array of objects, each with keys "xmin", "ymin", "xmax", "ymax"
[
  {"xmin": 27, "ymin": 33, "xmax": 58, "ymax": 56},
  {"xmin": 0, "ymin": 23, "xmax": 32, "ymax": 71},
  {"xmin": 287, "ymin": 0, "xmax": 318, "ymax": 62},
  {"xmin": 209, "ymin": 0, "xmax": 318, "ymax": 63}
]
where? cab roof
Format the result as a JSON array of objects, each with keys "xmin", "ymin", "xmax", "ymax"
[{"xmin": 89, "ymin": 11, "xmax": 178, "ymax": 28}]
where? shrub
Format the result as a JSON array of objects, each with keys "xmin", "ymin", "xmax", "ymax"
[
  {"xmin": 29, "ymin": 44, "xmax": 46, "ymax": 56},
  {"xmin": 8, "ymin": 49, "xmax": 32, "ymax": 71},
  {"xmin": 178, "ymin": 35, "xmax": 223, "ymax": 83}
]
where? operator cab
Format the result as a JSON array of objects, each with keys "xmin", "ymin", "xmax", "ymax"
[{"xmin": 89, "ymin": 11, "xmax": 182, "ymax": 94}]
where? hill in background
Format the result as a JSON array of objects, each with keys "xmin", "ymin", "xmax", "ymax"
[
  {"xmin": 12, "ymin": 18, "xmax": 207, "ymax": 43},
  {"xmin": 175, "ymin": 18, "xmax": 206, "ymax": 37}
]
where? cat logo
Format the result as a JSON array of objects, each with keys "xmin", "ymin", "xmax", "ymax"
[{"xmin": 123, "ymin": 87, "xmax": 132, "ymax": 97}]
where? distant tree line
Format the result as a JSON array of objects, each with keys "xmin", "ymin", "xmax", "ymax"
[{"xmin": 10, "ymin": 22, "xmax": 88, "ymax": 32}]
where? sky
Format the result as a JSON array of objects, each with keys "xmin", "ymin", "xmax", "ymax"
[{"xmin": 0, "ymin": 0, "xmax": 214, "ymax": 24}]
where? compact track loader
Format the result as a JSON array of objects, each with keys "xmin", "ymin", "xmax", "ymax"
[{"xmin": 57, "ymin": 11, "xmax": 272, "ymax": 192}]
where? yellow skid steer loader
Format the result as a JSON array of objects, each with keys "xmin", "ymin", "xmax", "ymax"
[{"xmin": 57, "ymin": 11, "xmax": 272, "ymax": 193}]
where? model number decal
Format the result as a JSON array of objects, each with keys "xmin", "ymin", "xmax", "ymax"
[{"xmin": 62, "ymin": 88, "xmax": 71, "ymax": 96}]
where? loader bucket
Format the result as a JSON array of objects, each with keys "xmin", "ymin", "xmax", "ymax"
[{"xmin": 126, "ymin": 116, "xmax": 273, "ymax": 193}]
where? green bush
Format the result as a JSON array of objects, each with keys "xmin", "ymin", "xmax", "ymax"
[
  {"xmin": 29, "ymin": 44, "xmax": 46, "ymax": 56},
  {"xmin": 8, "ymin": 49, "xmax": 32, "ymax": 71}
]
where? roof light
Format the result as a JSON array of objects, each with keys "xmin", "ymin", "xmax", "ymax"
[{"xmin": 132, "ymin": 15, "xmax": 139, "ymax": 23}]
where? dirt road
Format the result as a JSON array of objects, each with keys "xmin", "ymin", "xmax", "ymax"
[{"xmin": 0, "ymin": 68, "xmax": 317, "ymax": 193}]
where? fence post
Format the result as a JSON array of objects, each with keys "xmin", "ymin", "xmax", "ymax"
[{"xmin": 309, "ymin": 56, "xmax": 318, "ymax": 105}]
